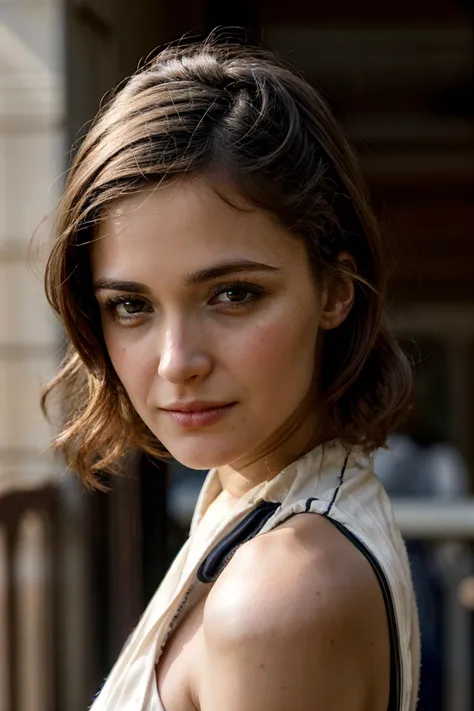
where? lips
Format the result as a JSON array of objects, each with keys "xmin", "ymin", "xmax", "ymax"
[
  {"xmin": 162, "ymin": 401, "xmax": 232, "ymax": 413},
  {"xmin": 160, "ymin": 402, "xmax": 235, "ymax": 428}
]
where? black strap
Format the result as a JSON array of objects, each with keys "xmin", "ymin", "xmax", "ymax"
[
  {"xmin": 321, "ymin": 515, "xmax": 402, "ymax": 711},
  {"xmin": 197, "ymin": 500, "xmax": 281, "ymax": 583},
  {"xmin": 198, "ymin": 492, "xmax": 402, "ymax": 711}
]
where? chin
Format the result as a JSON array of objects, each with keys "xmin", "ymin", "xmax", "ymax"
[{"xmin": 161, "ymin": 436, "xmax": 245, "ymax": 471}]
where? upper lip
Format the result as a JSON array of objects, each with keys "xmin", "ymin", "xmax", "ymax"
[{"xmin": 161, "ymin": 401, "xmax": 233, "ymax": 412}]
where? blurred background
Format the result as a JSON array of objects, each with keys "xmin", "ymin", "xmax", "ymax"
[{"xmin": 0, "ymin": 1, "xmax": 473, "ymax": 710}]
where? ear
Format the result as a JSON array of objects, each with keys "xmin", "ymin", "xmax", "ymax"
[{"xmin": 319, "ymin": 252, "xmax": 356, "ymax": 331}]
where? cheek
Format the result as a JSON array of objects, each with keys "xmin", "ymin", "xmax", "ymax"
[
  {"xmin": 228, "ymin": 313, "xmax": 319, "ymax": 395},
  {"xmin": 103, "ymin": 332, "xmax": 154, "ymax": 399}
]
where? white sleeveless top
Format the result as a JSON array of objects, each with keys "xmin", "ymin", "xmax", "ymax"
[{"xmin": 90, "ymin": 440, "xmax": 420, "ymax": 711}]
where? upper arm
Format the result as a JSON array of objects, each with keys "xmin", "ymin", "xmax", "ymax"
[{"xmin": 197, "ymin": 514, "xmax": 390, "ymax": 711}]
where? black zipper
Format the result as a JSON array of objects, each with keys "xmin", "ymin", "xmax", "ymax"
[{"xmin": 324, "ymin": 516, "xmax": 402, "ymax": 711}]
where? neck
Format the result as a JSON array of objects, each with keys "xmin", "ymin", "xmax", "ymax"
[{"xmin": 216, "ymin": 405, "xmax": 331, "ymax": 501}]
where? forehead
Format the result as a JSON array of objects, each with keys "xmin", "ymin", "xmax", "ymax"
[{"xmin": 91, "ymin": 177, "xmax": 306, "ymax": 280}]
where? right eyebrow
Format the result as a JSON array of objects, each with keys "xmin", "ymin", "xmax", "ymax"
[{"xmin": 93, "ymin": 278, "xmax": 152, "ymax": 295}]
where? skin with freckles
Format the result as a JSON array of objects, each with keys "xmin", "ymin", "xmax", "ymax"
[
  {"xmin": 91, "ymin": 177, "xmax": 354, "ymax": 498},
  {"xmin": 90, "ymin": 177, "xmax": 390, "ymax": 711}
]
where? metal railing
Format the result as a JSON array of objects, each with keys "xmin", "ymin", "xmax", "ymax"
[{"xmin": 394, "ymin": 500, "xmax": 474, "ymax": 539}]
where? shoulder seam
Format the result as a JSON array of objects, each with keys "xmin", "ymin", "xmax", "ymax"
[{"xmin": 323, "ymin": 454, "xmax": 349, "ymax": 516}]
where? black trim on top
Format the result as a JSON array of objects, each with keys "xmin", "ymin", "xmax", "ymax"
[
  {"xmin": 197, "ymin": 501, "xmax": 281, "ymax": 583},
  {"xmin": 322, "ymin": 515, "xmax": 402, "ymax": 711},
  {"xmin": 323, "ymin": 454, "xmax": 349, "ymax": 516},
  {"xmin": 304, "ymin": 497, "xmax": 319, "ymax": 512}
]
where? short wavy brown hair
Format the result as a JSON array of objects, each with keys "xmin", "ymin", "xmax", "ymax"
[{"xmin": 42, "ymin": 31, "xmax": 412, "ymax": 488}]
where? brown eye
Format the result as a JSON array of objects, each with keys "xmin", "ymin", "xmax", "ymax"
[
  {"xmin": 118, "ymin": 300, "xmax": 144, "ymax": 315},
  {"xmin": 210, "ymin": 281, "xmax": 264, "ymax": 308},
  {"xmin": 218, "ymin": 288, "xmax": 251, "ymax": 303},
  {"xmin": 103, "ymin": 295, "xmax": 153, "ymax": 323}
]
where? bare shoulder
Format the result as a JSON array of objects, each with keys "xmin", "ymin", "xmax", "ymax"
[
  {"xmin": 206, "ymin": 512, "xmax": 388, "ymax": 636},
  {"xmin": 199, "ymin": 513, "xmax": 390, "ymax": 711}
]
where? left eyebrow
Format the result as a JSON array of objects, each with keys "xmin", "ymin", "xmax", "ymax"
[{"xmin": 184, "ymin": 259, "xmax": 280, "ymax": 285}]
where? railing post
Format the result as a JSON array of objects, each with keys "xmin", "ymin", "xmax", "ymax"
[{"xmin": 6, "ymin": 524, "xmax": 18, "ymax": 711}]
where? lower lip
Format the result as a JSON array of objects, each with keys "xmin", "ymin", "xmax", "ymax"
[{"xmin": 162, "ymin": 404, "xmax": 235, "ymax": 429}]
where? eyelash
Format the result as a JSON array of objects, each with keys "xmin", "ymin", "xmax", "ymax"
[
  {"xmin": 102, "ymin": 294, "xmax": 152, "ymax": 323},
  {"xmin": 209, "ymin": 280, "xmax": 264, "ymax": 308},
  {"xmin": 102, "ymin": 281, "xmax": 265, "ymax": 324}
]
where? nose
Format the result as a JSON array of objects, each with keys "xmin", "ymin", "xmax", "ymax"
[{"xmin": 157, "ymin": 320, "xmax": 212, "ymax": 384}]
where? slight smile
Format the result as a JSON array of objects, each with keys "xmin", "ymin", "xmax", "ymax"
[{"xmin": 160, "ymin": 402, "xmax": 236, "ymax": 429}]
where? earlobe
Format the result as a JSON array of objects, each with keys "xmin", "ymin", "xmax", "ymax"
[{"xmin": 319, "ymin": 253, "xmax": 356, "ymax": 331}]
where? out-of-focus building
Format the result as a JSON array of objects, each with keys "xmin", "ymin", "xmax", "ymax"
[
  {"xmin": 0, "ymin": 0, "xmax": 63, "ymax": 491},
  {"xmin": 0, "ymin": 1, "xmax": 64, "ymax": 710},
  {"xmin": 0, "ymin": 1, "xmax": 472, "ymax": 710}
]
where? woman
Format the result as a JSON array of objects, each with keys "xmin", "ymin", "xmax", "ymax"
[{"xmin": 43, "ymin": 32, "xmax": 420, "ymax": 711}]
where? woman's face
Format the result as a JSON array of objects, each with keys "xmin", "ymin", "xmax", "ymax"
[{"xmin": 91, "ymin": 178, "xmax": 329, "ymax": 472}]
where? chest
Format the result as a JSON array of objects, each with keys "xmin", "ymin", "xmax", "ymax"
[
  {"xmin": 155, "ymin": 582, "xmax": 214, "ymax": 711},
  {"xmin": 155, "ymin": 495, "xmax": 250, "ymax": 710},
  {"xmin": 155, "ymin": 497, "xmax": 278, "ymax": 710}
]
